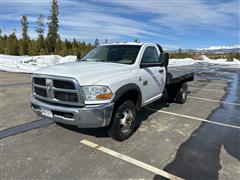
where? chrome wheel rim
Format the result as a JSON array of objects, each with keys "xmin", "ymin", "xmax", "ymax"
[{"xmin": 119, "ymin": 108, "xmax": 133, "ymax": 133}]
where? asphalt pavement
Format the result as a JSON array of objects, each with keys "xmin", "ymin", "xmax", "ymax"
[{"xmin": 0, "ymin": 64, "xmax": 239, "ymax": 180}]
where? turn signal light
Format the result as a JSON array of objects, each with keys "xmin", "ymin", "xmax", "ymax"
[{"xmin": 96, "ymin": 93, "xmax": 113, "ymax": 99}]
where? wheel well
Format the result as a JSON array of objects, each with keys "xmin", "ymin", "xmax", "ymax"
[{"xmin": 115, "ymin": 90, "xmax": 141, "ymax": 110}]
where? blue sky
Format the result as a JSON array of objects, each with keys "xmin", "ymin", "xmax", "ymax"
[{"xmin": 2, "ymin": 0, "xmax": 240, "ymax": 49}]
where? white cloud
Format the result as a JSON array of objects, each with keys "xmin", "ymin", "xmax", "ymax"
[
  {"xmin": 2, "ymin": 0, "xmax": 168, "ymax": 41},
  {"xmin": 109, "ymin": 0, "xmax": 239, "ymax": 34},
  {"xmin": 1, "ymin": 0, "xmax": 239, "ymax": 46}
]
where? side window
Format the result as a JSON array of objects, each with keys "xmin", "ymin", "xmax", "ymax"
[{"xmin": 141, "ymin": 46, "xmax": 159, "ymax": 63}]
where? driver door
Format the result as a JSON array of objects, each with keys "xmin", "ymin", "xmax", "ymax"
[{"xmin": 140, "ymin": 46, "xmax": 166, "ymax": 105}]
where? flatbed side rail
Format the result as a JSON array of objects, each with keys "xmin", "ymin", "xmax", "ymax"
[{"xmin": 166, "ymin": 72, "xmax": 194, "ymax": 85}]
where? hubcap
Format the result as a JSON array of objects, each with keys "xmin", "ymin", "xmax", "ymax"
[
  {"xmin": 182, "ymin": 91, "xmax": 186, "ymax": 99},
  {"xmin": 119, "ymin": 108, "xmax": 133, "ymax": 133}
]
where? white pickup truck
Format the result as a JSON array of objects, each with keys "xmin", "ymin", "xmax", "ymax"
[{"xmin": 30, "ymin": 42, "xmax": 194, "ymax": 141}]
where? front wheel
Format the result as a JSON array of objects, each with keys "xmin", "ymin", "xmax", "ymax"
[{"xmin": 108, "ymin": 100, "xmax": 138, "ymax": 141}]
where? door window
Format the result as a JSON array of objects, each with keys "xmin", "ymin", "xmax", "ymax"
[{"xmin": 141, "ymin": 46, "xmax": 158, "ymax": 63}]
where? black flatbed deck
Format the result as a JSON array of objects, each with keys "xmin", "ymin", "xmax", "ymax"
[{"xmin": 166, "ymin": 65, "xmax": 195, "ymax": 85}]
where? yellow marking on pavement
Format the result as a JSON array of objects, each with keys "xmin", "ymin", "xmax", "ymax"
[
  {"xmin": 148, "ymin": 108, "xmax": 240, "ymax": 129},
  {"xmin": 80, "ymin": 140, "xmax": 183, "ymax": 180},
  {"xmin": 188, "ymin": 96, "xmax": 240, "ymax": 106}
]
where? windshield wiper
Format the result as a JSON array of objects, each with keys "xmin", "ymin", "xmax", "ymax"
[{"xmin": 81, "ymin": 59, "xmax": 106, "ymax": 62}]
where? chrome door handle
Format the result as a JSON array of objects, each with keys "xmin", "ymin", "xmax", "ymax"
[{"xmin": 159, "ymin": 70, "xmax": 164, "ymax": 73}]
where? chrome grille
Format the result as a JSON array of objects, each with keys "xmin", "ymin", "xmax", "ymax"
[
  {"xmin": 54, "ymin": 91, "xmax": 78, "ymax": 102},
  {"xmin": 32, "ymin": 75, "xmax": 85, "ymax": 106},
  {"xmin": 34, "ymin": 77, "xmax": 46, "ymax": 86},
  {"xmin": 34, "ymin": 86, "xmax": 47, "ymax": 97},
  {"xmin": 53, "ymin": 80, "xmax": 75, "ymax": 89}
]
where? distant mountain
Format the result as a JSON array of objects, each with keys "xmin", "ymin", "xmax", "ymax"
[
  {"xmin": 164, "ymin": 45, "xmax": 240, "ymax": 54},
  {"xmin": 196, "ymin": 45, "xmax": 240, "ymax": 54},
  {"xmin": 197, "ymin": 45, "xmax": 240, "ymax": 51}
]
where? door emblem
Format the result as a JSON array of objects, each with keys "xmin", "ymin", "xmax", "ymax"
[{"xmin": 143, "ymin": 80, "xmax": 148, "ymax": 86}]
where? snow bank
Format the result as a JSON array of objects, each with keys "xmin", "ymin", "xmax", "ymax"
[
  {"xmin": 0, "ymin": 54, "xmax": 239, "ymax": 73},
  {"xmin": 199, "ymin": 58, "xmax": 240, "ymax": 65},
  {"xmin": 0, "ymin": 54, "xmax": 197, "ymax": 73},
  {"xmin": 168, "ymin": 58, "xmax": 196, "ymax": 67},
  {"xmin": 0, "ymin": 54, "xmax": 76, "ymax": 73},
  {"xmin": 195, "ymin": 55, "xmax": 240, "ymax": 68}
]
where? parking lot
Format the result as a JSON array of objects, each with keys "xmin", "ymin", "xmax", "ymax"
[{"xmin": 0, "ymin": 64, "xmax": 240, "ymax": 180}]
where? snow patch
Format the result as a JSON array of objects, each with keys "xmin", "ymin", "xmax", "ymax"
[
  {"xmin": 196, "ymin": 57, "xmax": 240, "ymax": 67},
  {"xmin": 169, "ymin": 58, "xmax": 196, "ymax": 67},
  {"xmin": 0, "ymin": 54, "xmax": 239, "ymax": 73},
  {"xmin": 0, "ymin": 54, "xmax": 76, "ymax": 73}
]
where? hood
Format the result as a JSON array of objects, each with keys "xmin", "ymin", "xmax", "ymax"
[{"xmin": 34, "ymin": 62, "xmax": 133, "ymax": 85}]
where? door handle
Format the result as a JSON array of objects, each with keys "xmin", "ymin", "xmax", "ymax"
[{"xmin": 159, "ymin": 70, "xmax": 164, "ymax": 73}]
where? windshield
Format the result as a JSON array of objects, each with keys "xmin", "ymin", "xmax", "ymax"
[{"xmin": 81, "ymin": 45, "xmax": 141, "ymax": 64}]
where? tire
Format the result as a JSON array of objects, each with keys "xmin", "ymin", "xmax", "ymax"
[
  {"xmin": 167, "ymin": 88, "xmax": 178, "ymax": 103},
  {"xmin": 175, "ymin": 82, "xmax": 188, "ymax": 104},
  {"xmin": 108, "ymin": 100, "xmax": 138, "ymax": 141}
]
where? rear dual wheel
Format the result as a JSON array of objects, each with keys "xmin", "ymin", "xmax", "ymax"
[
  {"xmin": 167, "ymin": 82, "xmax": 188, "ymax": 104},
  {"xmin": 176, "ymin": 82, "xmax": 188, "ymax": 104}
]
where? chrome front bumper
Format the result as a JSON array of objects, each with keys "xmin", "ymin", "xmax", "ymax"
[{"xmin": 30, "ymin": 95, "xmax": 114, "ymax": 128}]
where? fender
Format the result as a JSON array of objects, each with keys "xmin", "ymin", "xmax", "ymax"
[{"xmin": 113, "ymin": 83, "xmax": 142, "ymax": 110}]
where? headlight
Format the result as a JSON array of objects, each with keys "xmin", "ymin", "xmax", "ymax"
[{"xmin": 82, "ymin": 86, "xmax": 113, "ymax": 101}]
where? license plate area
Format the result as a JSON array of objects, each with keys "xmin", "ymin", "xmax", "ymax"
[{"xmin": 40, "ymin": 108, "xmax": 53, "ymax": 118}]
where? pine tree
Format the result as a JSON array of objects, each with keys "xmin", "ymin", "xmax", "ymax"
[
  {"xmin": 29, "ymin": 39, "xmax": 38, "ymax": 55},
  {"xmin": 55, "ymin": 38, "xmax": 65, "ymax": 56},
  {"xmin": 36, "ymin": 14, "xmax": 45, "ymax": 54},
  {"xmin": 46, "ymin": 0, "xmax": 59, "ymax": 53},
  {"xmin": 7, "ymin": 31, "xmax": 19, "ymax": 55},
  {"xmin": 0, "ymin": 29, "xmax": 3, "ymax": 53},
  {"xmin": 72, "ymin": 38, "xmax": 80, "ymax": 55},
  {"xmin": 20, "ymin": 15, "xmax": 30, "ymax": 55},
  {"xmin": 94, "ymin": 38, "xmax": 99, "ymax": 46},
  {"xmin": 178, "ymin": 48, "xmax": 182, "ymax": 54}
]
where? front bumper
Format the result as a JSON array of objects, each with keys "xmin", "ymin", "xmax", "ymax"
[{"xmin": 30, "ymin": 95, "xmax": 114, "ymax": 128}]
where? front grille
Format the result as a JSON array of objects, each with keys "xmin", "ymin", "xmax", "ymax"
[
  {"xmin": 34, "ymin": 77, "xmax": 46, "ymax": 86},
  {"xmin": 32, "ymin": 76, "xmax": 84, "ymax": 106},
  {"xmin": 54, "ymin": 91, "xmax": 78, "ymax": 102},
  {"xmin": 53, "ymin": 80, "xmax": 75, "ymax": 89},
  {"xmin": 34, "ymin": 86, "xmax": 47, "ymax": 97}
]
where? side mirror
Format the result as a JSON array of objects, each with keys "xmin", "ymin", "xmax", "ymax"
[
  {"xmin": 76, "ymin": 52, "xmax": 81, "ymax": 62},
  {"xmin": 159, "ymin": 53, "xmax": 169, "ymax": 67}
]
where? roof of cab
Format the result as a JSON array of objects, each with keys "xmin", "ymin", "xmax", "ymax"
[{"xmin": 99, "ymin": 42, "xmax": 144, "ymax": 46}]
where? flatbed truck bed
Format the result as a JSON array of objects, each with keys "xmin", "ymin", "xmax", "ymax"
[{"xmin": 167, "ymin": 66, "xmax": 195, "ymax": 85}]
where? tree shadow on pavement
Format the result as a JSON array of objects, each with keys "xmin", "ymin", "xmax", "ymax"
[
  {"xmin": 153, "ymin": 119, "xmax": 240, "ymax": 180},
  {"xmin": 154, "ymin": 73, "xmax": 240, "ymax": 180}
]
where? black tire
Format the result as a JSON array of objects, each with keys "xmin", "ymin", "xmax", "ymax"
[
  {"xmin": 175, "ymin": 82, "xmax": 188, "ymax": 104},
  {"xmin": 108, "ymin": 100, "xmax": 138, "ymax": 141},
  {"xmin": 167, "ymin": 88, "xmax": 178, "ymax": 103}
]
